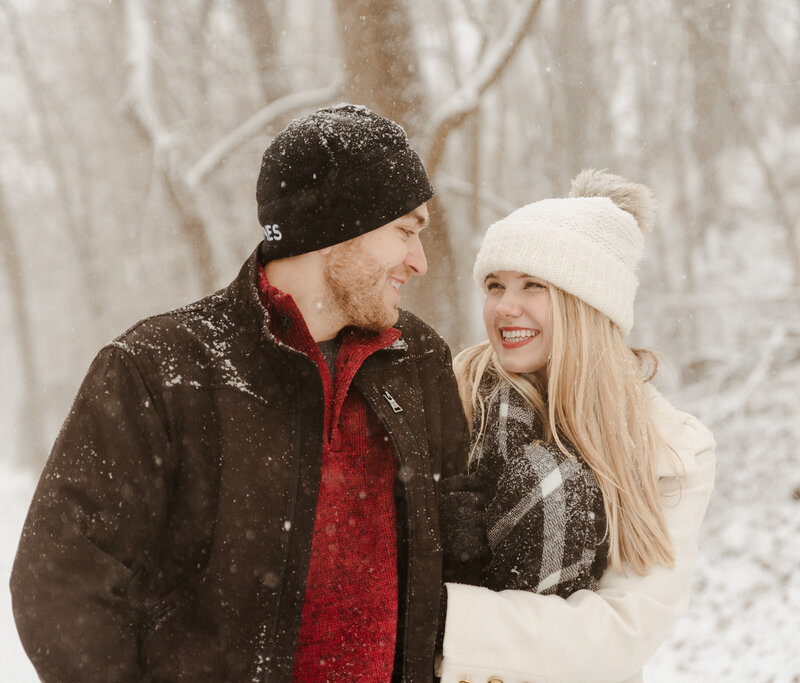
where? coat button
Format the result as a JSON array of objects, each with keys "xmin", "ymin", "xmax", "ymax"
[{"xmin": 487, "ymin": 678, "xmax": 503, "ymax": 683}]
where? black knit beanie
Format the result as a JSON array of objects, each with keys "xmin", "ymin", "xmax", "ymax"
[{"xmin": 256, "ymin": 103, "xmax": 434, "ymax": 260}]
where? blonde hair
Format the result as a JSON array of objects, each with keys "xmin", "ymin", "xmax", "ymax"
[{"xmin": 454, "ymin": 285, "xmax": 675, "ymax": 575}]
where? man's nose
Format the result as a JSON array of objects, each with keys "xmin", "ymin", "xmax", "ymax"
[{"xmin": 405, "ymin": 237, "xmax": 428, "ymax": 276}]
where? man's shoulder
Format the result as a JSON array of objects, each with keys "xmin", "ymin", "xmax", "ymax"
[
  {"xmin": 107, "ymin": 288, "xmax": 236, "ymax": 359},
  {"xmin": 109, "ymin": 248, "xmax": 261, "ymax": 357},
  {"xmin": 395, "ymin": 309, "xmax": 449, "ymax": 356}
]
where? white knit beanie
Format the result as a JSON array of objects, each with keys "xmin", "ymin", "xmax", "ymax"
[{"xmin": 473, "ymin": 193, "xmax": 647, "ymax": 336}]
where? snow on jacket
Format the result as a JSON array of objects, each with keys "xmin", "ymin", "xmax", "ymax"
[
  {"xmin": 439, "ymin": 383, "xmax": 716, "ymax": 683},
  {"xmin": 10, "ymin": 246, "xmax": 469, "ymax": 683}
]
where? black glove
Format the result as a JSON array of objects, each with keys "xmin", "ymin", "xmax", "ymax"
[{"xmin": 439, "ymin": 471, "xmax": 491, "ymax": 585}]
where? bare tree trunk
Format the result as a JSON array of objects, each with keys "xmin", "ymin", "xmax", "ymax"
[
  {"xmin": 334, "ymin": 0, "xmax": 426, "ymax": 133},
  {"xmin": 233, "ymin": 0, "xmax": 288, "ymax": 100},
  {"xmin": 467, "ymin": 111, "xmax": 482, "ymax": 236},
  {"xmin": 175, "ymin": 0, "xmax": 214, "ymax": 107},
  {"xmin": 0, "ymin": 183, "xmax": 47, "ymax": 469},
  {"xmin": 123, "ymin": 0, "xmax": 217, "ymax": 292},
  {"xmin": 332, "ymin": 0, "xmax": 465, "ymax": 342},
  {"xmin": 549, "ymin": 0, "xmax": 597, "ymax": 183},
  {"xmin": 2, "ymin": 0, "xmax": 104, "ymax": 320},
  {"xmin": 630, "ymin": 2, "xmax": 671, "ymax": 294},
  {"xmin": 688, "ymin": 0, "xmax": 731, "ymax": 240},
  {"xmin": 681, "ymin": 3, "xmax": 800, "ymax": 287},
  {"xmin": 672, "ymin": 130, "xmax": 701, "ymax": 375}
]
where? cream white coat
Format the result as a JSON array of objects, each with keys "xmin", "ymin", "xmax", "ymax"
[{"xmin": 439, "ymin": 385, "xmax": 716, "ymax": 683}]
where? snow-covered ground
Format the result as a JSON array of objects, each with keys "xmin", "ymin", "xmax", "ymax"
[
  {"xmin": 645, "ymin": 487, "xmax": 800, "ymax": 683},
  {"xmin": 2, "ymin": 416, "xmax": 798, "ymax": 682},
  {"xmin": 645, "ymin": 377, "xmax": 800, "ymax": 682},
  {"xmin": 646, "ymin": 494, "xmax": 800, "ymax": 682}
]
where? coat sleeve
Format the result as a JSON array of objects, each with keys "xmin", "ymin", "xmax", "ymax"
[
  {"xmin": 439, "ymin": 411, "xmax": 716, "ymax": 683},
  {"xmin": 10, "ymin": 346, "xmax": 172, "ymax": 683}
]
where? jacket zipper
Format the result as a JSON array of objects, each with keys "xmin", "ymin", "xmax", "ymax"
[
  {"xmin": 378, "ymin": 387, "xmax": 431, "ymax": 515},
  {"xmin": 368, "ymin": 395, "xmax": 418, "ymax": 682}
]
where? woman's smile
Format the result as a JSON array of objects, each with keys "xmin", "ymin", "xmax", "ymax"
[{"xmin": 499, "ymin": 326, "xmax": 541, "ymax": 348}]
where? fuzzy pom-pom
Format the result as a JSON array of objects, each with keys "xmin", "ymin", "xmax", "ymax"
[{"xmin": 569, "ymin": 168, "xmax": 657, "ymax": 235}]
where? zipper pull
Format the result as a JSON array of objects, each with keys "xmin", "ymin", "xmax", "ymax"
[{"xmin": 382, "ymin": 390, "xmax": 403, "ymax": 413}]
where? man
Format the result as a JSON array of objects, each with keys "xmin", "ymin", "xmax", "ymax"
[{"xmin": 11, "ymin": 104, "xmax": 468, "ymax": 682}]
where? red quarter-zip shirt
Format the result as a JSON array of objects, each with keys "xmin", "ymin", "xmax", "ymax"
[{"xmin": 258, "ymin": 269, "xmax": 399, "ymax": 682}]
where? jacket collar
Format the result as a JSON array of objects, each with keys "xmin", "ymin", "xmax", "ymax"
[
  {"xmin": 222, "ymin": 245, "xmax": 278, "ymax": 344},
  {"xmin": 254, "ymin": 257, "xmax": 401, "ymax": 353}
]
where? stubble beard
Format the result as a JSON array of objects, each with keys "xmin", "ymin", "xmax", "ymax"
[{"xmin": 323, "ymin": 241, "xmax": 400, "ymax": 332}]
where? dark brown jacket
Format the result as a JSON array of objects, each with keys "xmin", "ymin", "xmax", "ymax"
[{"xmin": 10, "ymin": 247, "xmax": 468, "ymax": 683}]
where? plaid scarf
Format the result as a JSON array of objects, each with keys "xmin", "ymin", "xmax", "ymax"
[{"xmin": 474, "ymin": 382, "xmax": 608, "ymax": 597}]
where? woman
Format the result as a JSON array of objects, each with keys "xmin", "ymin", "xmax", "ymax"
[{"xmin": 438, "ymin": 170, "xmax": 716, "ymax": 683}]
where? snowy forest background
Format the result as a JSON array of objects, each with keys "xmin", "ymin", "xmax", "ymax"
[{"xmin": 1, "ymin": 0, "xmax": 798, "ymax": 680}]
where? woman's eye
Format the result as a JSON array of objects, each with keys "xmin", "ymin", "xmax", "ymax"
[
  {"xmin": 486, "ymin": 282, "xmax": 502, "ymax": 291},
  {"xmin": 524, "ymin": 281, "xmax": 544, "ymax": 289}
]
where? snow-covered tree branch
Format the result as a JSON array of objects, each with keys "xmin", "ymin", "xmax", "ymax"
[
  {"xmin": 422, "ymin": 0, "xmax": 544, "ymax": 176},
  {"xmin": 186, "ymin": 81, "xmax": 343, "ymax": 190}
]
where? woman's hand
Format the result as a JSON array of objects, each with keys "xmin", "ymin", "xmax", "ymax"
[{"xmin": 439, "ymin": 471, "xmax": 491, "ymax": 585}]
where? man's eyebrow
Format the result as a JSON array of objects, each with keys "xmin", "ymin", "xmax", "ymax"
[
  {"xmin": 411, "ymin": 212, "xmax": 429, "ymax": 229},
  {"xmin": 404, "ymin": 208, "xmax": 429, "ymax": 229}
]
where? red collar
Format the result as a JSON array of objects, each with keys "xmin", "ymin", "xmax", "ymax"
[
  {"xmin": 256, "ymin": 265, "xmax": 401, "ymax": 436},
  {"xmin": 256, "ymin": 265, "xmax": 400, "ymax": 351}
]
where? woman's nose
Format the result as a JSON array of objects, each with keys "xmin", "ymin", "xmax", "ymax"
[{"xmin": 495, "ymin": 292, "xmax": 521, "ymax": 317}]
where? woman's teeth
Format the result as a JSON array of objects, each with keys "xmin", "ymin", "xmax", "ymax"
[{"xmin": 501, "ymin": 329, "xmax": 538, "ymax": 341}]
